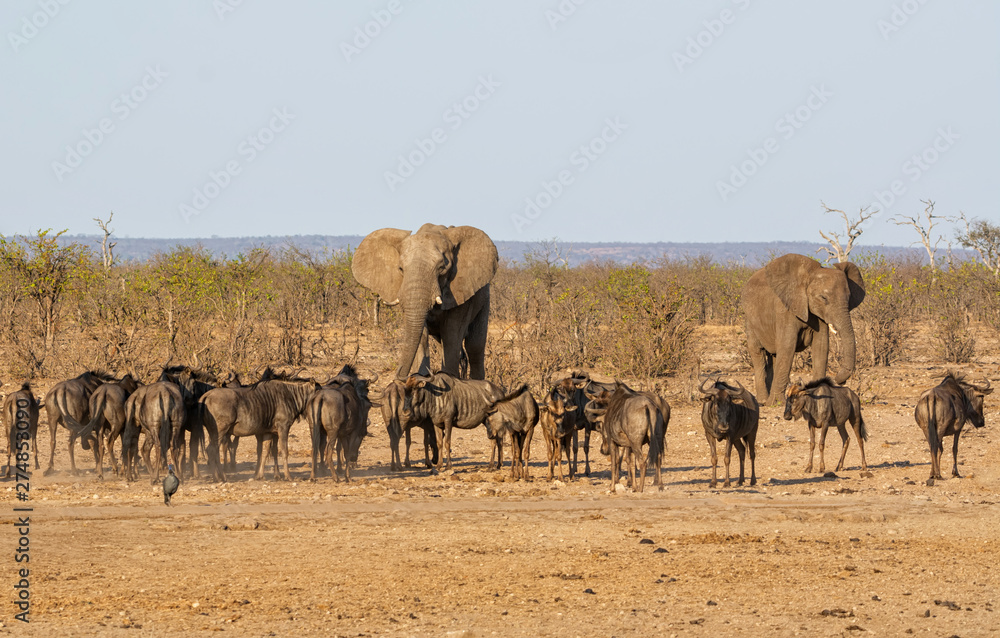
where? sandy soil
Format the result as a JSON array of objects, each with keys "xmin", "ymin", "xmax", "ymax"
[{"xmin": 3, "ymin": 355, "xmax": 1000, "ymax": 637}]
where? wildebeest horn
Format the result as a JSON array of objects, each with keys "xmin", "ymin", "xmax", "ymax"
[
  {"xmin": 368, "ymin": 371, "xmax": 379, "ymax": 384},
  {"xmin": 727, "ymin": 379, "xmax": 747, "ymax": 394},
  {"xmin": 971, "ymin": 378, "xmax": 993, "ymax": 393},
  {"xmin": 698, "ymin": 377, "xmax": 713, "ymax": 394}
]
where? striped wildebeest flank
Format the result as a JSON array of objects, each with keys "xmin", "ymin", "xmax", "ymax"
[
  {"xmin": 484, "ymin": 384, "xmax": 539, "ymax": 480},
  {"xmin": 401, "ymin": 372, "xmax": 505, "ymax": 473},
  {"xmin": 381, "ymin": 379, "xmax": 438, "ymax": 472},
  {"xmin": 43, "ymin": 370, "xmax": 117, "ymax": 476},
  {"xmin": 914, "ymin": 372, "xmax": 993, "ymax": 480},
  {"xmin": 199, "ymin": 369, "xmax": 320, "ymax": 481},
  {"xmin": 305, "ymin": 365, "xmax": 378, "ymax": 482},
  {"xmin": 585, "ymin": 382, "xmax": 669, "ymax": 493},
  {"xmin": 64, "ymin": 373, "xmax": 140, "ymax": 480},
  {"xmin": 784, "ymin": 378, "xmax": 868, "ymax": 473},
  {"xmin": 698, "ymin": 377, "xmax": 759, "ymax": 488},
  {"xmin": 3, "ymin": 382, "xmax": 40, "ymax": 477}
]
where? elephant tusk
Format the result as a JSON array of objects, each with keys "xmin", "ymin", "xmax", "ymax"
[
  {"xmin": 383, "ymin": 298, "xmax": 400, "ymax": 306},
  {"xmin": 434, "ymin": 296, "xmax": 443, "ymax": 306},
  {"xmin": 828, "ymin": 325, "xmax": 838, "ymax": 336}
]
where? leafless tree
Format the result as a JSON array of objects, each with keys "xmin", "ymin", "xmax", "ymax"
[
  {"xmin": 817, "ymin": 202, "xmax": 878, "ymax": 263},
  {"xmin": 93, "ymin": 212, "xmax": 117, "ymax": 271},
  {"xmin": 956, "ymin": 213, "xmax": 1000, "ymax": 279},
  {"xmin": 891, "ymin": 200, "xmax": 955, "ymax": 272}
]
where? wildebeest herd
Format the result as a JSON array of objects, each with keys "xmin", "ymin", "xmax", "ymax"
[{"xmin": 0, "ymin": 227, "xmax": 994, "ymax": 498}]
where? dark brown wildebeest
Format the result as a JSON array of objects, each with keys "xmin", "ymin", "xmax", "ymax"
[
  {"xmin": 915, "ymin": 372, "xmax": 992, "ymax": 480},
  {"xmin": 585, "ymin": 382, "xmax": 669, "ymax": 493},
  {"xmin": 200, "ymin": 370, "xmax": 319, "ymax": 481},
  {"xmin": 122, "ymin": 367, "xmax": 224, "ymax": 484},
  {"xmin": 306, "ymin": 365, "xmax": 377, "ymax": 481},
  {"xmin": 402, "ymin": 372, "xmax": 505, "ymax": 473},
  {"xmin": 784, "ymin": 377, "xmax": 868, "ymax": 473},
  {"xmin": 382, "ymin": 379, "xmax": 437, "ymax": 471},
  {"xmin": 546, "ymin": 370, "xmax": 616, "ymax": 477},
  {"xmin": 3, "ymin": 382, "xmax": 40, "ymax": 477},
  {"xmin": 66, "ymin": 374, "xmax": 140, "ymax": 479},
  {"xmin": 44, "ymin": 370, "xmax": 116, "ymax": 475},
  {"xmin": 484, "ymin": 384, "xmax": 539, "ymax": 480},
  {"xmin": 538, "ymin": 387, "xmax": 577, "ymax": 481},
  {"xmin": 699, "ymin": 377, "xmax": 759, "ymax": 488}
]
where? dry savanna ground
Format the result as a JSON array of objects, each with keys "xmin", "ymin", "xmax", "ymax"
[{"xmin": 2, "ymin": 325, "xmax": 1000, "ymax": 637}]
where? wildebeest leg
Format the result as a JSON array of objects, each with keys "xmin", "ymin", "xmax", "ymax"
[
  {"xmin": 805, "ymin": 424, "xmax": 817, "ymax": 473},
  {"xmin": 723, "ymin": 439, "xmax": 733, "ymax": 488},
  {"xmin": 67, "ymin": 429, "xmax": 81, "ymax": 475},
  {"xmin": 388, "ymin": 422, "xmax": 402, "ymax": 472},
  {"xmin": 522, "ymin": 424, "xmax": 533, "ymax": 481},
  {"xmin": 733, "ymin": 438, "xmax": 747, "ymax": 486},
  {"xmin": 545, "ymin": 433, "xmax": 556, "ymax": 480},
  {"xmin": 706, "ymin": 434, "xmax": 719, "ymax": 488},
  {"xmin": 581, "ymin": 424, "xmax": 591, "ymax": 476},
  {"xmin": 425, "ymin": 427, "xmax": 439, "ymax": 467},
  {"xmin": 107, "ymin": 421, "xmax": 123, "ymax": 477},
  {"xmin": 310, "ymin": 419, "xmax": 321, "ymax": 481},
  {"xmin": 609, "ymin": 442, "xmax": 619, "ymax": 490},
  {"xmin": 443, "ymin": 418, "xmax": 455, "ymax": 472},
  {"xmin": 833, "ymin": 422, "xmax": 850, "ymax": 472},
  {"xmin": 432, "ymin": 424, "xmax": 445, "ymax": 475},
  {"xmin": 403, "ymin": 426, "xmax": 413, "ymax": 468},
  {"xmin": 45, "ymin": 416, "xmax": 58, "ymax": 475},
  {"xmin": 278, "ymin": 423, "xmax": 293, "ymax": 481},
  {"xmin": 570, "ymin": 428, "xmax": 579, "ymax": 478},
  {"xmin": 850, "ymin": 414, "xmax": 868, "ymax": 472},
  {"xmin": 747, "ymin": 431, "xmax": 758, "ymax": 486},
  {"xmin": 951, "ymin": 432, "xmax": 962, "ymax": 478},
  {"xmin": 253, "ymin": 436, "xmax": 267, "ymax": 480},
  {"xmin": 817, "ymin": 423, "xmax": 833, "ymax": 474}
]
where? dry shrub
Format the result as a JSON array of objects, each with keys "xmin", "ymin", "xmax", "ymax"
[
  {"xmin": 933, "ymin": 314, "xmax": 975, "ymax": 363},
  {"xmin": 852, "ymin": 254, "xmax": 919, "ymax": 367}
]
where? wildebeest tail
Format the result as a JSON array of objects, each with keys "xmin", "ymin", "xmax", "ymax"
[
  {"xmin": 645, "ymin": 402, "xmax": 662, "ymax": 466},
  {"xmin": 858, "ymin": 412, "xmax": 869, "ymax": 442}
]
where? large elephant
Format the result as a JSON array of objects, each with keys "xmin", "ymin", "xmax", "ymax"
[
  {"xmin": 352, "ymin": 223, "xmax": 498, "ymax": 380},
  {"xmin": 742, "ymin": 254, "xmax": 865, "ymax": 405}
]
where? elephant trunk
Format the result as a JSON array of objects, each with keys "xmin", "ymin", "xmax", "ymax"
[
  {"xmin": 831, "ymin": 310, "xmax": 857, "ymax": 385},
  {"xmin": 395, "ymin": 266, "xmax": 438, "ymax": 379}
]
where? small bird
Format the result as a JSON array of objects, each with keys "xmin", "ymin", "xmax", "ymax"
[{"xmin": 163, "ymin": 465, "xmax": 179, "ymax": 506}]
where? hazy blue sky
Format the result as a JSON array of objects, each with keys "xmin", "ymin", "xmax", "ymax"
[{"xmin": 2, "ymin": 1, "xmax": 997, "ymax": 245}]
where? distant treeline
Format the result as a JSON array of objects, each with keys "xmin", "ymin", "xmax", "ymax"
[{"xmin": 2, "ymin": 231, "xmax": 998, "ymax": 397}]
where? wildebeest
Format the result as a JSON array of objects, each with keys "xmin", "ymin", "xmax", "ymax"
[
  {"xmin": 914, "ymin": 372, "xmax": 992, "ymax": 480},
  {"xmin": 44, "ymin": 370, "xmax": 117, "ymax": 475},
  {"xmin": 382, "ymin": 379, "xmax": 437, "ymax": 471},
  {"xmin": 484, "ymin": 384, "xmax": 539, "ymax": 480},
  {"xmin": 306, "ymin": 365, "xmax": 376, "ymax": 481},
  {"xmin": 586, "ymin": 382, "xmax": 669, "ymax": 493},
  {"xmin": 538, "ymin": 386, "xmax": 578, "ymax": 481},
  {"xmin": 3, "ymin": 382, "xmax": 40, "ymax": 477},
  {"xmin": 698, "ymin": 377, "xmax": 759, "ymax": 488},
  {"xmin": 200, "ymin": 369, "xmax": 319, "ymax": 481},
  {"xmin": 548, "ymin": 370, "xmax": 616, "ymax": 477},
  {"xmin": 402, "ymin": 372, "xmax": 505, "ymax": 473},
  {"xmin": 66, "ymin": 373, "xmax": 140, "ymax": 479},
  {"xmin": 784, "ymin": 378, "xmax": 868, "ymax": 473}
]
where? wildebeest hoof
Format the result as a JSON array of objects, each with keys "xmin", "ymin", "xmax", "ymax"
[
  {"xmin": 723, "ymin": 481, "xmax": 731, "ymax": 488},
  {"xmin": 750, "ymin": 478, "xmax": 757, "ymax": 486},
  {"xmin": 709, "ymin": 481, "xmax": 717, "ymax": 489}
]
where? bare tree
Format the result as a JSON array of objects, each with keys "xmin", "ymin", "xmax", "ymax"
[
  {"xmin": 817, "ymin": 202, "xmax": 878, "ymax": 263},
  {"xmin": 891, "ymin": 200, "xmax": 955, "ymax": 271},
  {"xmin": 93, "ymin": 211, "xmax": 117, "ymax": 271},
  {"xmin": 956, "ymin": 213, "xmax": 1000, "ymax": 279}
]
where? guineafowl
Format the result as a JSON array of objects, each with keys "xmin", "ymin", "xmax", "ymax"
[{"xmin": 163, "ymin": 464, "xmax": 179, "ymax": 505}]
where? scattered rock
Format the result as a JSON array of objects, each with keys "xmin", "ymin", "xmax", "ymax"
[
  {"xmin": 859, "ymin": 471, "xmax": 874, "ymax": 478},
  {"xmin": 639, "ymin": 538, "xmax": 654, "ymax": 545},
  {"xmin": 689, "ymin": 618, "xmax": 705, "ymax": 625},
  {"xmin": 706, "ymin": 600, "xmax": 717, "ymax": 606},
  {"xmin": 921, "ymin": 610, "xmax": 930, "ymax": 617},
  {"xmin": 925, "ymin": 478, "xmax": 935, "ymax": 487},
  {"xmin": 823, "ymin": 472, "xmax": 838, "ymax": 478},
  {"xmin": 583, "ymin": 588, "xmax": 596, "ymax": 595},
  {"xmin": 653, "ymin": 548, "xmax": 668, "ymax": 554}
]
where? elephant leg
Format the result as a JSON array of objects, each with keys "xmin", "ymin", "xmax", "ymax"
[
  {"xmin": 441, "ymin": 326, "xmax": 465, "ymax": 379},
  {"xmin": 464, "ymin": 300, "xmax": 489, "ymax": 381},
  {"xmin": 769, "ymin": 341, "xmax": 796, "ymax": 405}
]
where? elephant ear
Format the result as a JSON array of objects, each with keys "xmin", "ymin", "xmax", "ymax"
[
  {"xmin": 833, "ymin": 261, "xmax": 866, "ymax": 310},
  {"xmin": 351, "ymin": 228, "xmax": 412, "ymax": 302},
  {"xmin": 764, "ymin": 254, "xmax": 817, "ymax": 323},
  {"xmin": 441, "ymin": 226, "xmax": 499, "ymax": 307}
]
